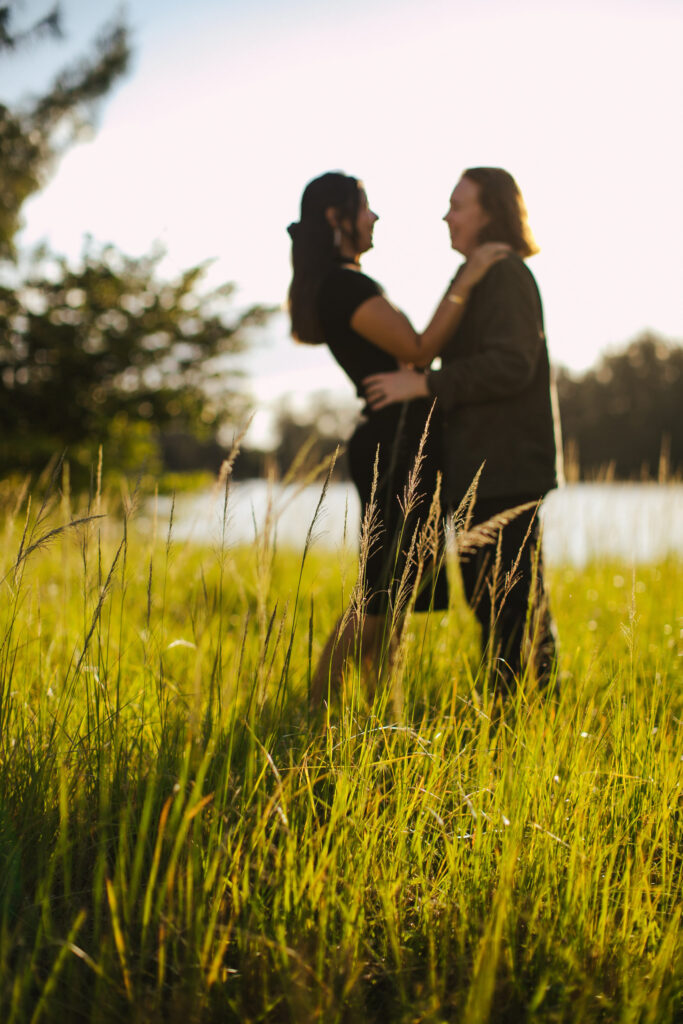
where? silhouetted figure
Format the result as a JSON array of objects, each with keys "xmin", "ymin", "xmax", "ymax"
[{"xmin": 364, "ymin": 168, "xmax": 562, "ymax": 694}]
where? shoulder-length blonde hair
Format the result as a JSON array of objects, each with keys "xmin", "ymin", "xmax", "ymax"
[{"xmin": 463, "ymin": 167, "xmax": 539, "ymax": 258}]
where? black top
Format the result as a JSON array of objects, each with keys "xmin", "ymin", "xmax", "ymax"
[
  {"xmin": 427, "ymin": 254, "xmax": 562, "ymax": 504},
  {"xmin": 316, "ymin": 263, "xmax": 449, "ymax": 614},
  {"xmin": 317, "ymin": 266, "xmax": 399, "ymax": 412}
]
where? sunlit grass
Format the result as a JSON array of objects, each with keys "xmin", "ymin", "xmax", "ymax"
[{"xmin": 0, "ymin": 477, "xmax": 682, "ymax": 1023}]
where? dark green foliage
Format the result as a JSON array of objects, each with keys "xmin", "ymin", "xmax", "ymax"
[
  {"xmin": 0, "ymin": 245, "xmax": 265, "ymax": 481},
  {"xmin": 0, "ymin": 5, "xmax": 130, "ymax": 259},
  {"xmin": 0, "ymin": 3, "xmax": 62, "ymax": 53},
  {"xmin": 557, "ymin": 333, "xmax": 683, "ymax": 479},
  {"xmin": 0, "ymin": 7, "xmax": 274, "ymax": 485}
]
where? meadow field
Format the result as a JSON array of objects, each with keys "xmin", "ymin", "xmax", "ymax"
[{"xmin": 0, "ymin": 472, "xmax": 682, "ymax": 1023}]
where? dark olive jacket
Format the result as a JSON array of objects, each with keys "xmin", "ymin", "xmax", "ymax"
[{"xmin": 427, "ymin": 254, "xmax": 562, "ymax": 506}]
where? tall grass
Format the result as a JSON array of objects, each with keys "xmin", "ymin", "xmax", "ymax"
[{"xmin": 0, "ymin": 472, "xmax": 682, "ymax": 1023}]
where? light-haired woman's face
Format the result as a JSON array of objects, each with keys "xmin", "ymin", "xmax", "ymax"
[{"xmin": 444, "ymin": 177, "xmax": 489, "ymax": 258}]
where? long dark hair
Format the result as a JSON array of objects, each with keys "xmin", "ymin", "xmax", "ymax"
[
  {"xmin": 463, "ymin": 167, "xmax": 539, "ymax": 258},
  {"xmin": 288, "ymin": 171, "xmax": 362, "ymax": 344}
]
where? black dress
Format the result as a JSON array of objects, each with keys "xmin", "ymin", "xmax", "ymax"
[{"xmin": 317, "ymin": 264, "xmax": 448, "ymax": 616}]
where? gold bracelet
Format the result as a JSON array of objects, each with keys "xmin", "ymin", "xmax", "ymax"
[{"xmin": 446, "ymin": 292, "xmax": 465, "ymax": 305}]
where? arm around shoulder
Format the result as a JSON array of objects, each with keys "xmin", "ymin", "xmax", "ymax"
[
  {"xmin": 427, "ymin": 256, "xmax": 547, "ymax": 411},
  {"xmin": 350, "ymin": 244, "xmax": 510, "ymax": 366},
  {"xmin": 351, "ymin": 282, "xmax": 474, "ymax": 365}
]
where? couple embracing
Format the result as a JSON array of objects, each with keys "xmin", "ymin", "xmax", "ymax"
[{"xmin": 287, "ymin": 167, "xmax": 562, "ymax": 707}]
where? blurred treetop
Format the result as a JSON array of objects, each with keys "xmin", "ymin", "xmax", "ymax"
[
  {"xmin": 0, "ymin": 4, "xmax": 62, "ymax": 50},
  {"xmin": 0, "ymin": 2, "xmax": 130, "ymax": 260},
  {"xmin": 0, "ymin": 244, "xmax": 270, "ymax": 479},
  {"xmin": 0, "ymin": 4, "xmax": 274, "ymax": 487}
]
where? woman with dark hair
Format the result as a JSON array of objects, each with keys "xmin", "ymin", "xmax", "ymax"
[
  {"xmin": 364, "ymin": 168, "xmax": 562, "ymax": 695},
  {"xmin": 288, "ymin": 171, "xmax": 507, "ymax": 706}
]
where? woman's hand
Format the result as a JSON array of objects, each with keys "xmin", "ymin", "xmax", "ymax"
[
  {"xmin": 456, "ymin": 242, "xmax": 510, "ymax": 296},
  {"xmin": 363, "ymin": 368, "xmax": 429, "ymax": 410}
]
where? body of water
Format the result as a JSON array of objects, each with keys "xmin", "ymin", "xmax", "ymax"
[{"xmin": 143, "ymin": 481, "xmax": 683, "ymax": 567}]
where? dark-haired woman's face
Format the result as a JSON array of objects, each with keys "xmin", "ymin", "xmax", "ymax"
[
  {"xmin": 328, "ymin": 188, "xmax": 378, "ymax": 258},
  {"xmin": 356, "ymin": 190, "xmax": 379, "ymax": 253},
  {"xmin": 444, "ymin": 177, "xmax": 489, "ymax": 258},
  {"xmin": 341, "ymin": 189, "xmax": 378, "ymax": 256}
]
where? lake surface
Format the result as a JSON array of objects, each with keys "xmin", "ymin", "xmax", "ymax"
[{"xmin": 144, "ymin": 481, "xmax": 683, "ymax": 567}]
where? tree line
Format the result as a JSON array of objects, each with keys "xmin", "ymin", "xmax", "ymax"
[
  {"xmin": 556, "ymin": 334, "xmax": 682, "ymax": 481},
  {"xmin": 237, "ymin": 335, "xmax": 682, "ymax": 484}
]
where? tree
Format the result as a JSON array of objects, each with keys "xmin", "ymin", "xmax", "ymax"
[
  {"xmin": 0, "ymin": 244, "xmax": 266, "ymax": 481},
  {"xmin": 0, "ymin": 4, "xmax": 130, "ymax": 259},
  {"xmin": 0, "ymin": 4, "xmax": 62, "ymax": 51},
  {"xmin": 0, "ymin": 5, "xmax": 273, "ymax": 485},
  {"xmin": 557, "ymin": 333, "xmax": 683, "ymax": 480}
]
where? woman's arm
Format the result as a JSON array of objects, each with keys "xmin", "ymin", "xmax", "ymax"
[
  {"xmin": 426, "ymin": 258, "xmax": 544, "ymax": 412},
  {"xmin": 349, "ymin": 242, "xmax": 508, "ymax": 364},
  {"xmin": 364, "ymin": 257, "xmax": 545, "ymax": 413}
]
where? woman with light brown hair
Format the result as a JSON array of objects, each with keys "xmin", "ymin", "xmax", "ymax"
[{"xmin": 364, "ymin": 168, "xmax": 562, "ymax": 695}]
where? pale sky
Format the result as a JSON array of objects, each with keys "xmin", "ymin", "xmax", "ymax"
[{"xmin": 2, "ymin": 0, "xmax": 682, "ymax": 445}]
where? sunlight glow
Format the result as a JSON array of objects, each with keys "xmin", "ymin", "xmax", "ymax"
[{"xmin": 3, "ymin": 0, "xmax": 682, "ymax": 427}]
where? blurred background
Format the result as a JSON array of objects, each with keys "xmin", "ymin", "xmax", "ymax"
[{"xmin": 1, "ymin": 0, "xmax": 682, "ymax": 490}]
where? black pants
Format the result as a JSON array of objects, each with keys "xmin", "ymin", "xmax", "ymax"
[{"xmin": 457, "ymin": 495, "xmax": 557, "ymax": 692}]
